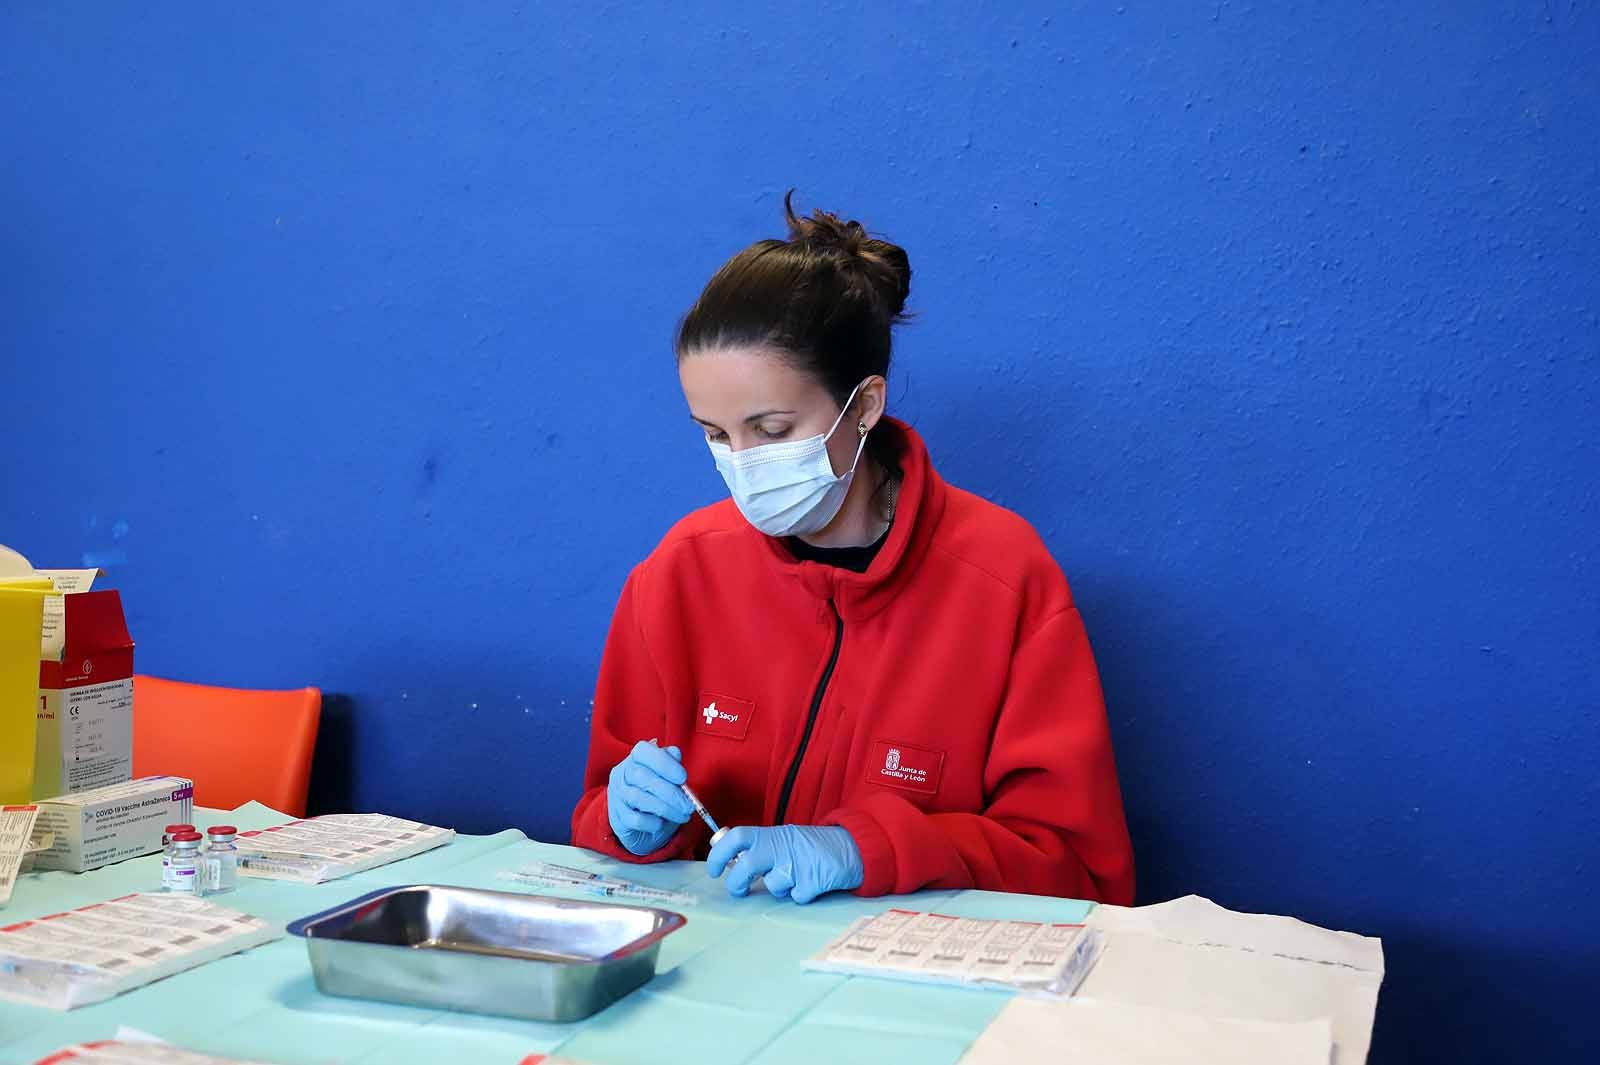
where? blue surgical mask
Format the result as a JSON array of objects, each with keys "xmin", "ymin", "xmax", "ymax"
[{"xmin": 708, "ymin": 383, "xmax": 868, "ymax": 538}]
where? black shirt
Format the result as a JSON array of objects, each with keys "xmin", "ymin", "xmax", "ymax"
[{"xmin": 784, "ymin": 525, "xmax": 891, "ymax": 574}]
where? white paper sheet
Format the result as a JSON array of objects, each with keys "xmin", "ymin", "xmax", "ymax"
[
  {"xmin": 33, "ymin": 568, "xmax": 99, "ymax": 654},
  {"xmin": 1077, "ymin": 895, "xmax": 1382, "ymax": 1065},
  {"xmin": 1085, "ymin": 894, "xmax": 1383, "ymax": 972},
  {"xmin": 960, "ymin": 997, "xmax": 1333, "ymax": 1065}
]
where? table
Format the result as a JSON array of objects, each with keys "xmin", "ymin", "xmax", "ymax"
[{"xmin": 0, "ymin": 804, "xmax": 1095, "ymax": 1065}]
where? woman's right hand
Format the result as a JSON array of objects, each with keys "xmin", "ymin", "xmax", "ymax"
[{"xmin": 607, "ymin": 740, "xmax": 694, "ymax": 855}]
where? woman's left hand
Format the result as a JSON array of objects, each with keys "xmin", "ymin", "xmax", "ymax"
[{"xmin": 707, "ymin": 825, "xmax": 864, "ymax": 903}]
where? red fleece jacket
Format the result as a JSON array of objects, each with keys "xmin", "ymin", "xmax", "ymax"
[{"xmin": 571, "ymin": 421, "xmax": 1135, "ymax": 903}]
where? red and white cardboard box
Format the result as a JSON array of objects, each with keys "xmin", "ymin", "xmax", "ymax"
[{"xmin": 31, "ymin": 570, "xmax": 135, "ymax": 799}]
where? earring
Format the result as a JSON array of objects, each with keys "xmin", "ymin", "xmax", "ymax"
[{"xmin": 858, "ymin": 420, "xmax": 868, "ymax": 437}]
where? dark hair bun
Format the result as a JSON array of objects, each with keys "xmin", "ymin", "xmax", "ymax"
[{"xmin": 784, "ymin": 191, "xmax": 912, "ymax": 319}]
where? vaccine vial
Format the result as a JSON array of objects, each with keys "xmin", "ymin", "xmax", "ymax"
[
  {"xmin": 167, "ymin": 831, "xmax": 203, "ymax": 894},
  {"xmin": 203, "ymin": 825, "xmax": 239, "ymax": 895},
  {"xmin": 708, "ymin": 827, "xmax": 765, "ymax": 893},
  {"xmin": 161, "ymin": 823, "xmax": 196, "ymax": 890}
]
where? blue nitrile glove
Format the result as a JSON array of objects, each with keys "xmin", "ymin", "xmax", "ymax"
[
  {"xmin": 706, "ymin": 825, "xmax": 864, "ymax": 904},
  {"xmin": 607, "ymin": 741, "xmax": 694, "ymax": 856}
]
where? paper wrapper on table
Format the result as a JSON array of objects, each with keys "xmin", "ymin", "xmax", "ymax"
[
  {"xmin": 31, "ymin": 776, "xmax": 194, "ymax": 873},
  {"xmin": 236, "ymin": 813, "xmax": 454, "ymax": 883},
  {"xmin": 0, "ymin": 578, "xmax": 50, "ymax": 804},
  {"xmin": 804, "ymin": 908, "xmax": 1103, "ymax": 996},
  {"xmin": 0, "ymin": 548, "xmax": 135, "ymax": 801},
  {"xmin": 18, "ymin": 826, "xmax": 54, "ymax": 874},
  {"xmin": 33, "ymin": 1050, "xmax": 596, "ymax": 1065},
  {"xmin": 959, "ymin": 997, "xmax": 1335, "ymax": 1065},
  {"xmin": 0, "ymin": 892, "xmax": 280, "ymax": 1010},
  {"xmin": 33, "ymin": 1042, "xmax": 284, "ymax": 1065}
]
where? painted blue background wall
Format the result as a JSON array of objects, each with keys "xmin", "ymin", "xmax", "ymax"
[{"xmin": 3, "ymin": 3, "xmax": 1595, "ymax": 1061}]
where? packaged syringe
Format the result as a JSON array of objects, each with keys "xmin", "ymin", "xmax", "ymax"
[
  {"xmin": 0, "ymin": 893, "xmax": 278, "ymax": 1010},
  {"xmin": 236, "ymin": 813, "xmax": 453, "ymax": 883}
]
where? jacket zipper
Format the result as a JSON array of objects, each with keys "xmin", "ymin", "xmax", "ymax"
[{"xmin": 774, "ymin": 600, "xmax": 843, "ymax": 824}]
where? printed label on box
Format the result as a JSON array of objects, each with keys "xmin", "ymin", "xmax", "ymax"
[
  {"xmin": 31, "ymin": 588, "xmax": 135, "ymax": 800},
  {"xmin": 56, "ymin": 681, "xmax": 132, "ymax": 792},
  {"xmin": 32, "ymin": 776, "xmax": 193, "ymax": 874}
]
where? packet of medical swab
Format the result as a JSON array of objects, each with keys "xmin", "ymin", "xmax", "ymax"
[
  {"xmin": 804, "ymin": 908, "xmax": 1104, "ymax": 996},
  {"xmin": 496, "ymin": 861, "xmax": 697, "ymax": 906}
]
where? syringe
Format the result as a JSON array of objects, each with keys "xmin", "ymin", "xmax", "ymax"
[
  {"xmin": 677, "ymin": 781, "xmax": 754, "ymax": 886},
  {"xmin": 680, "ymin": 783, "xmax": 721, "ymax": 835},
  {"xmin": 497, "ymin": 866, "xmax": 696, "ymax": 906}
]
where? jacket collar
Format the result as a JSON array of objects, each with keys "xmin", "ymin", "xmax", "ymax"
[{"xmin": 757, "ymin": 418, "xmax": 947, "ymax": 622}]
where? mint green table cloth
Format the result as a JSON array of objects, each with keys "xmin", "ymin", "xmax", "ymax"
[{"xmin": 0, "ymin": 804, "xmax": 1093, "ymax": 1065}]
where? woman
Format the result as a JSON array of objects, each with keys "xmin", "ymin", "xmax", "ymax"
[{"xmin": 571, "ymin": 196, "xmax": 1134, "ymax": 906}]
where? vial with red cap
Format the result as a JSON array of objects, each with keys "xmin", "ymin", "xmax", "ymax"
[
  {"xmin": 202, "ymin": 825, "xmax": 239, "ymax": 895},
  {"xmin": 160, "ymin": 823, "xmax": 196, "ymax": 890},
  {"xmin": 165, "ymin": 831, "xmax": 204, "ymax": 894}
]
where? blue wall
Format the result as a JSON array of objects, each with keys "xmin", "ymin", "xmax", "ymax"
[{"xmin": 3, "ymin": 4, "xmax": 1595, "ymax": 1061}]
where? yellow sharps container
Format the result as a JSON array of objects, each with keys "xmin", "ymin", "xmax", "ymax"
[{"xmin": 0, "ymin": 581, "xmax": 52, "ymax": 804}]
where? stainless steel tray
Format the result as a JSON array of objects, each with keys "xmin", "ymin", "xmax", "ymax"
[{"xmin": 285, "ymin": 884, "xmax": 687, "ymax": 1022}]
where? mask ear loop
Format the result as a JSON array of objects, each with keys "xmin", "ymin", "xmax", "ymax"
[
  {"xmin": 823, "ymin": 381, "xmax": 868, "ymax": 441},
  {"xmin": 824, "ymin": 380, "xmax": 871, "ymax": 478}
]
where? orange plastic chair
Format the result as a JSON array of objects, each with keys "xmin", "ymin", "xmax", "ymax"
[{"xmin": 132, "ymin": 675, "xmax": 322, "ymax": 818}]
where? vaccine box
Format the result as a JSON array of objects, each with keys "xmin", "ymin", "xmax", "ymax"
[
  {"xmin": 32, "ymin": 775, "xmax": 194, "ymax": 873},
  {"xmin": 33, "ymin": 584, "xmax": 136, "ymax": 798}
]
